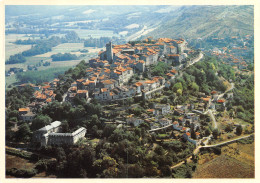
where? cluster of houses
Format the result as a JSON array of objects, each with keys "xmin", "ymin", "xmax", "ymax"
[
  {"xmin": 64, "ymin": 37, "xmax": 188, "ymax": 102},
  {"xmin": 125, "ymin": 87, "xmax": 233, "ymax": 145},
  {"xmin": 17, "ymin": 79, "xmax": 60, "ymax": 122},
  {"xmin": 16, "ymin": 37, "xmax": 195, "ymax": 146},
  {"xmin": 210, "ymin": 35, "xmax": 253, "ymax": 71},
  {"xmin": 126, "ymin": 102, "xmax": 202, "ymax": 145},
  {"xmin": 33, "ymin": 121, "xmax": 87, "ymax": 146},
  {"xmin": 6, "ymin": 67, "xmax": 25, "ymax": 76}
]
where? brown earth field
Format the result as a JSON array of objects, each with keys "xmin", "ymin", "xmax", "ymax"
[
  {"xmin": 6, "ymin": 153, "xmax": 57, "ymax": 178},
  {"xmin": 193, "ymin": 142, "xmax": 254, "ymax": 178}
]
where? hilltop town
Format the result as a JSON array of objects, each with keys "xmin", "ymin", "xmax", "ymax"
[
  {"xmin": 4, "ymin": 4, "xmax": 255, "ymax": 179},
  {"xmin": 13, "ymin": 37, "xmax": 206, "ymax": 145},
  {"xmin": 6, "ymin": 36, "xmax": 254, "ymax": 178}
]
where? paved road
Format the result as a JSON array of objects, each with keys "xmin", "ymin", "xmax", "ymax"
[
  {"xmin": 187, "ymin": 52, "xmax": 204, "ymax": 67},
  {"xmin": 218, "ymin": 82, "xmax": 234, "ymax": 100},
  {"xmin": 203, "ymin": 134, "xmax": 253, "ymax": 148},
  {"xmin": 148, "ymin": 124, "xmax": 173, "ymax": 132},
  {"xmin": 171, "ymin": 134, "xmax": 212, "ymax": 169},
  {"xmin": 126, "ymin": 25, "xmax": 159, "ymax": 41},
  {"xmin": 208, "ymin": 109, "xmax": 217, "ymax": 129},
  {"xmin": 171, "ymin": 134, "xmax": 253, "ymax": 170}
]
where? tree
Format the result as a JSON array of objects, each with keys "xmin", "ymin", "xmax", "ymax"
[
  {"xmin": 236, "ymin": 125, "xmax": 243, "ymax": 136},
  {"xmin": 93, "ymin": 156, "xmax": 118, "ymax": 178},
  {"xmin": 103, "ymin": 124, "xmax": 117, "ymax": 138},
  {"xmin": 172, "ymin": 82, "xmax": 183, "ymax": 92},
  {"xmin": 154, "ymin": 145, "xmax": 165, "ymax": 156},
  {"xmin": 16, "ymin": 123, "xmax": 31, "ymax": 142},
  {"xmin": 205, "ymin": 128, "xmax": 211, "ymax": 136},
  {"xmin": 212, "ymin": 129, "xmax": 219, "ymax": 139},
  {"xmin": 55, "ymin": 92, "xmax": 63, "ymax": 102},
  {"xmin": 190, "ymin": 82, "xmax": 199, "ymax": 93},
  {"xmin": 31, "ymin": 115, "xmax": 51, "ymax": 131},
  {"xmin": 160, "ymin": 165, "xmax": 172, "ymax": 177},
  {"xmin": 225, "ymin": 124, "xmax": 233, "ymax": 132}
]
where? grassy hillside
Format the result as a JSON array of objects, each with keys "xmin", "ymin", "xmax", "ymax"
[{"xmin": 147, "ymin": 5, "xmax": 254, "ymax": 39}]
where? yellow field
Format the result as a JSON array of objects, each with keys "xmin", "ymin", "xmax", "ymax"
[{"xmin": 193, "ymin": 142, "xmax": 254, "ymax": 178}]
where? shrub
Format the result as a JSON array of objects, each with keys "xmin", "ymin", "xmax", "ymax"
[{"xmin": 6, "ymin": 168, "xmax": 37, "ymax": 178}]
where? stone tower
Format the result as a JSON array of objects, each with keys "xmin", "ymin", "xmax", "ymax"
[{"xmin": 106, "ymin": 41, "xmax": 113, "ymax": 63}]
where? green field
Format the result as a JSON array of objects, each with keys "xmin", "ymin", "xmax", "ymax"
[
  {"xmin": 5, "ymin": 74, "xmax": 18, "ymax": 89},
  {"xmin": 5, "ymin": 34, "xmax": 101, "ymax": 87}
]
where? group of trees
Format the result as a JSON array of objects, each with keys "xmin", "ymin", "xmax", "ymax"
[
  {"xmin": 231, "ymin": 74, "xmax": 254, "ymax": 123},
  {"xmin": 35, "ymin": 125, "xmax": 195, "ymax": 178},
  {"xmin": 6, "ymin": 31, "xmax": 80, "ymax": 64},
  {"xmin": 54, "ymin": 60, "xmax": 89, "ymax": 96},
  {"xmin": 5, "ymin": 85, "xmax": 35, "ymax": 142},
  {"xmin": 16, "ymin": 67, "xmax": 69, "ymax": 84},
  {"xmin": 162, "ymin": 55, "xmax": 229, "ymax": 105},
  {"xmin": 185, "ymin": 56, "xmax": 227, "ymax": 93},
  {"xmin": 150, "ymin": 62, "xmax": 171, "ymax": 77},
  {"xmin": 84, "ymin": 37, "xmax": 112, "ymax": 48},
  {"xmin": 6, "ymin": 53, "xmax": 26, "ymax": 64}
]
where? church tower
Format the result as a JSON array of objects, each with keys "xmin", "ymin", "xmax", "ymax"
[{"xmin": 106, "ymin": 41, "xmax": 113, "ymax": 64}]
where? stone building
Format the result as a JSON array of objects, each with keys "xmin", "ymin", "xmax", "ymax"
[{"xmin": 33, "ymin": 121, "xmax": 87, "ymax": 146}]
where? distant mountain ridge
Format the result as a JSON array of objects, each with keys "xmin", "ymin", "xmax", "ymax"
[
  {"xmin": 147, "ymin": 5, "xmax": 254, "ymax": 39},
  {"xmin": 5, "ymin": 5, "xmax": 254, "ymax": 40}
]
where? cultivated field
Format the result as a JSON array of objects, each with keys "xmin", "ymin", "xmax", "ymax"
[
  {"xmin": 193, "ymin": 142, "xmax": 254, "ymax": 178},
  {"xmin": 6, "ymin": 154, "xmax": 35, "ymax": 170},
  {"xmin": 6, "ymin": 154, "xmax": 36, "ymax": 178},
  {"xmin": 5, "ymin": 34, "xmax": 42, "ymax": 60},
  {"xmin": 5, "ymin": 43, "xmax": 31, "ymax": 60},
  {"xmin": 6, "ymin": 153, "xmax": 57, "ymax": 178}
]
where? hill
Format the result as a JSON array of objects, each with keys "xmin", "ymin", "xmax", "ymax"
[{"xmin": 147, "ymin": 5, "xmax": 254, "ymax": 39}]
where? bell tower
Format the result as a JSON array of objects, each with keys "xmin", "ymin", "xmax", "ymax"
[{"xmin": 106, "ymin": 41, "xmax": 113, "ymax": 63}]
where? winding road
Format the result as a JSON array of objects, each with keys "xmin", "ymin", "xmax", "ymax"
[{"xmin": 217, "ymin": 83, "xmax": 235, "ymax": 100}]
